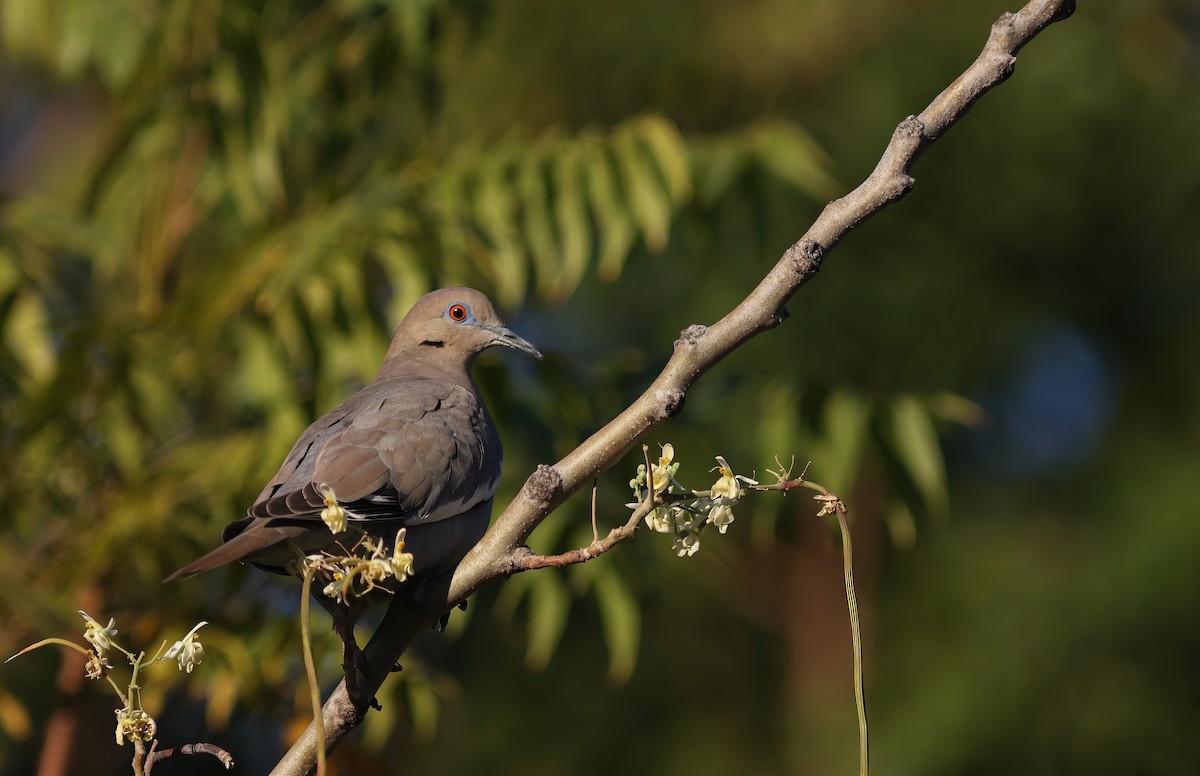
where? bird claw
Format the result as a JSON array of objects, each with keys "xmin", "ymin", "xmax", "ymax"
[
  {"xmin": 330, "ymin": 607, "xmax": 376, "ymax": 709},
  {"xmin": 343, "ymin": 643, "xmax": 381, "ymax": 709}
]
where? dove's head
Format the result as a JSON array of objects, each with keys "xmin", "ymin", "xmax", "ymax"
[{"xmin": 378, "ymin": 287, "xmax": 542, "ymax": 379}]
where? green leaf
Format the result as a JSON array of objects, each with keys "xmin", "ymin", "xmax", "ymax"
[
  {"xmin": 374, "ymin": 239, "xmax": 432, "ymax": 327},
  {"xmin": 591, "ymin": 564, "xmax": 641, "ymax": 685},
  {"xmin": 747, "ymin": 119, "xmax": 839, "ymax": 198},
  {"xmin": 890, "ymin": 395, "xmax": 951, "ymax": 522},
  {"xmin": 523, "ymin": 572, "xmax": 571, "ymax": 672},
  {"xmin": 361, "ymin": 679, "xmax": 400, "ymax": 750},
  {"xmin": 403, "ymin": 669, "xmax": 441, "ymax": 742},
  {"xmin": 690, "ymin": 138, "xmax": 749, "ymax": 205},
  {"xmin": 585, "ymin": 137, "xmax": 637, "ymax": 280},
  {"xmin": 551, "ymin": 141, "xmax": 592, "ymax": 299},
  {"xmin": 472, "ymin": 157, "xmax": 527, "ymax": 307},
  {"xmin": 517, "ymin": 142, "xmax": 561, "ymax": 298},
  {"xmin": 2, "ymin": 290, "xmax": 55, "ymax": 387},
  {"xmin": 820, "ymin": 390, "xmax": 871, "ymax": 495},
  {"xmin": 753, "ymin": 380, "xmax": 802, "ymax": 546},
  {"xmin": 636, "ymin": 115, "xmax": 692, "ymax": 203},
  {"xmin": 884, "ymin": 499, "xmax": 918, "ymax": 549},
  {"xmin": 394, "ymin": 0, "xmax": 443, "ymax": 63},
  {"xmin": 612, "ymin": 125, "xmax": 672, "ymax": 254}
]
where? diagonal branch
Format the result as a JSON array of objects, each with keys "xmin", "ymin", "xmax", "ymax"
[{"xmin": 270, "ymin": 1, "xmax": 1076, "ymax": 773}]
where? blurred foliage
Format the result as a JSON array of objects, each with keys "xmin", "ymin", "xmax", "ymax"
[{"xmin": 1, "ymin": 0, "xmax": 1198, "ymax": 775}]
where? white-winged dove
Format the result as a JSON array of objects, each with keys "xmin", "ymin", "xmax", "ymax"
[{"xmin": 167, "ymin": 287, "xmax": 540, "ymax": 678}]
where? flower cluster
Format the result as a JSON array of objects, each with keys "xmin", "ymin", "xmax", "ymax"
[
  {"xmin": 114, "ymin": 708, "xmax": 156, "ymax": 745},
  {"xmin": 302, "ymin": 527, "xmax": 416, "ymax": 605},
  {"xmin": 70, "ymin": 612, "xmax": 209, "ymax": 747},
  {"xmin": 301, "ymin": 483, "xmax": 417, "ymax": 604},
  {"xmin": 629, "ymin": 445, "xmax": 757, "ymax": 557}
]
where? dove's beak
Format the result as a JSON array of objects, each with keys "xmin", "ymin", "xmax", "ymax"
[{"xmin": 487, "ymin": 325, "xmax": 543, "ymax": 360}]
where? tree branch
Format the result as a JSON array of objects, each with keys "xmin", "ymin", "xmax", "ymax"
[{"xmin": 270, "ymin": 1, "xmax": 1075, "ymax": 773}]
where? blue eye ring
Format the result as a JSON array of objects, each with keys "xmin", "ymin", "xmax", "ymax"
[{"xmin": 446, "ymin": 303, "xmax": 472, "ymax": 323}]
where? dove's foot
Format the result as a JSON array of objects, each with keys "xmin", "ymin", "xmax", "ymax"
[{"xmin": 330, "ymin": 607, "xmax": 379, "ymax": 710}]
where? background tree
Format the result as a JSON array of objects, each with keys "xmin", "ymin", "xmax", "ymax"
[{"xmin": 0, "ymin": 1, "xmax": 1196, "ymax": 775}]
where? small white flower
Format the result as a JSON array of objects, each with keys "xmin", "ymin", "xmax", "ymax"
[
  {"xmin": 322, "ymin": 568, "xmax": 349, "ymax": 605},
  {"xmin": 79, "ymin": 611, "xmax": 118, "ymax": 655},
  {"xmin": 164, "ymin": 622, "xmax": 208, "ymax": 673},
  {"xmin": 322, "ymin": 581, "xmax": 345, "ymax": 604},
  {"xmin": 644, "ymin": 507, "xmax": 674, "ymax": 533},
  {"xmin": 710, "ymin": 473, "xmax": 738, "ymax": 501},
  {"xmin": 708, "ymin": 503, "xmax": 735, "ymax": 534},
  {"xmin": 710, "ymin": 456, "xmax": 756, "ymax": 501},
  {"xmin": 674, "ymin": 509, "xmax": 699, "ymax": 533},
  {"xmin": 318, "ymin": 483, "xmax": 348, "ymax": 534},
  {"xmin": 390, "ymin": 528, "xmax": 415, "ymax": 582},
  {"xmin": 651, "ymin": 444, "xmax": 677, "ymax": 494},
  {"xmin": 672, "ymin": 532, "xmax": 700, "ymax": 557}
]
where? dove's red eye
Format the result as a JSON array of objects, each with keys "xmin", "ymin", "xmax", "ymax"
[{"xmin": 447, "ymin": 304, "xmax": 469, "ymax": 322}]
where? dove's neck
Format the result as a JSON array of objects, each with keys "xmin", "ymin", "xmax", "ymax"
[{"xmin": 374, "ymin": 342, "xmax": 479, "ymax": 385}]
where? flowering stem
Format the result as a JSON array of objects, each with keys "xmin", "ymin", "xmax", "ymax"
[
  {"xmin": 128, "ymin": 651, "xmax": 146, "ymax": 707},
  {"xmin": 107, "ymin": 675, "xmax": 129, "ymax": 707},
  {"xmin": 757, "ymin": 476, "xmax": 868, "ymax": 776},
  {"xmin": 300, "ymin": 566, "xmax": 327, "ymax": 776},
  {"xmin": 148, "ymin": 640, "xmax": 169, "ymax": 663},
  {"xmin": 831, "ymin": 500, "xmax": 867, "ymax": 776},
  {"xmin": 111, "ymin": 642, "xmax": 138, "ymax": 663}
]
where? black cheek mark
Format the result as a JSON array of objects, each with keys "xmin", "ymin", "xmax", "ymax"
[{"xmin": 420, "ymin": 340, "xmax": 445, "ymax": 348}]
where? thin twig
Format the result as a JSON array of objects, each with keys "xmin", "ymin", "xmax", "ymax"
[
  {"xmin": 144, "ymin": 740, "xmax": 235, "ymax": 774},
  {"xmin": 590, "ymin": 479, "xmax": 599, "ymax": 544},
  {"xmin": 518, "ymin": 495, "xmax": 655, "ymax": 571}
]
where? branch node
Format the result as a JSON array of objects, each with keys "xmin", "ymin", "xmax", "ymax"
[
  {"xmin": 894, "ymin": 115, "xmax": 927, "ymax": 151},
  {"xmin": 676, "ymin": 324, "xmax": 707, "ymax": 348},
  {"xmin": 498, "ymin": 546, "xmax": 534, "ymax": 576},
  {"xmin": 997, "ymin": 54, "xmax": 1017, "ymax": 80},
  {"xmin": 788, "ymin": 238, "xmax": 825, "ymax": 279},
  {"xmin": 523, "ymin": 465, "xmax": 563, "ymax": 509},
  {"xmin": 993, "ymin": 12, "xmax": 1018, "ymax": 42},
  {"xmin": 656, "ymin": 388, "xmax": 686, "ymax": 420}
]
